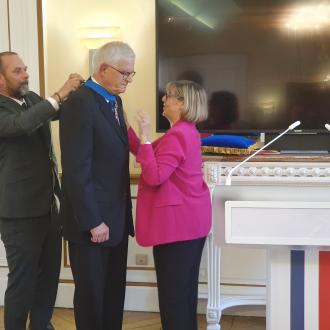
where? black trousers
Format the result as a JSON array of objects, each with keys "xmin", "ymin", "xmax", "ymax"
[
  {"xmin": 0, "ymin": 213, "xmax": 62, "ymax": 330},
  {"xmin": 153, "ymin": 237, "xmax": 206, "ymax": 330},
  {"xmin": 69, "ymin": 234, "xmax": 129, "ymax": 330}
]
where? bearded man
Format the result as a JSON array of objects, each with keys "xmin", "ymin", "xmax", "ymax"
[{"xmin": 0, "ymin": 51, "xmax": 83, "ymax": 330}]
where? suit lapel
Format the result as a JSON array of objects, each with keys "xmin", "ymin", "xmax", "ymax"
[
  {"xmin": 99, "ymin": 102, "xmax": 127, "ymax": 145},
  {"xmin": 0, "ymin": 95, "xmax": 25, "ymax": 113},
  {"xmin": 90, "ymin": 90, "xmax": 128, "ymax": 145},
  {"xmin": 116, "ymin": 98, "xmax": 129, "ymax": 135}
]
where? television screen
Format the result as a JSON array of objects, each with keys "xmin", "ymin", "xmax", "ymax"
[{"xmin": 156, "ymin": 0, "xmax": 330, "ymax": 133}]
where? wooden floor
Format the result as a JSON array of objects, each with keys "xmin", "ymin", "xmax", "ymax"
[{"xmin": 0, "ymin": 307, "xmax": 266, "ymax": 330}]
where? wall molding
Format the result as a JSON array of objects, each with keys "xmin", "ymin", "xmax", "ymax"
[
  {"xmin": 7, "ymin": 0, "xmax": 40, "ymax": 93},
  {"xmin": 0, "ymin": 0, "xmax": 10, "ymax": 51}
]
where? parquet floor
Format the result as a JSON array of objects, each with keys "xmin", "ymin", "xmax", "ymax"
[{"xmin": 0, "ymin": 307, "xmax": 266, "ymax": 329}]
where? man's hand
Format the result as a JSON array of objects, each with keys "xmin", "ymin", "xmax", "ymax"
[
  {"xmin": 90, "ymin": 222, "xmax": 109, "ymax": 243},
  {"xmin": 53, "ymin": 73, "xmax": 85, "ymax": 103}
]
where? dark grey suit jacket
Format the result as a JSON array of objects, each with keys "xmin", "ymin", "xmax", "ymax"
[
  {"xmin": 60, "ymin": 85, "xmax": 134, "ymax": 247},
  {"xmin": 0, "ymin": 92, "xmax": 57, "ymax": 218}
]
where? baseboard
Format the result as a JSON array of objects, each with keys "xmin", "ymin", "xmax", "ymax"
[{"xmin": 0, "ymin": 275, "xmax": 266, "ymax": 317}]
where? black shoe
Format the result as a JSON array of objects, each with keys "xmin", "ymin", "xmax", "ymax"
[{"xmin": 29, "ymin": 323, "xmax": 55, "ymax": 330}]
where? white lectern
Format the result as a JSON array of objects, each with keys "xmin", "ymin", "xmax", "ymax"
[{"xmin": 203, "ymin": 158, "xmax": 330, "ymax": 330}]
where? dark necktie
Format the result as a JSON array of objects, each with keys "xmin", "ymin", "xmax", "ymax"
[
  {"xmin": 110, "ymin": 100, "xmax": 120, "ymax": 126},
  {"xmin": 21, "ymin": 101, "xmax": 28, "ymax": 110}
]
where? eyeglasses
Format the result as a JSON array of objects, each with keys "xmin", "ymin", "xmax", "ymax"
[
  {"xmin": 165, "ymin": 93, "xmax": 183, "ymax": 100},
  {"xmin": 108, "ymin": 65, "xmax": 136, "ymax": 80}
]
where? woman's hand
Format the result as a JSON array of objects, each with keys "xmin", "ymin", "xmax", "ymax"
[{"xmin": 136, "ymin": 110, "xmax": 151, "ymax": 143}]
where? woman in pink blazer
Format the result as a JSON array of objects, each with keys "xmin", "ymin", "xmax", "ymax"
[{"xmin": 127, "ymin": 80, "xmax": 211, "ymax": 330}]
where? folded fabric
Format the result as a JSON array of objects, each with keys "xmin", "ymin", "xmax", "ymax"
[
  {"xmin": 201, "ymin": 145, "xmax": 256, "ymax": 155},
  {"xmin": 201, "ymin": 134, "xmax": 256, "ymax": 149}
]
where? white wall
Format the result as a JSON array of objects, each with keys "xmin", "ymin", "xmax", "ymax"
[
  {"xmin": 0, "ymin": 0, "xmax": 9, "ymax": 52},
  {"xmin": 3, "ymin": 0, "xmax": 40, "ymax": 93},
  {"xmin": 43, "ymin": 0, "xmax": 157, "ymax": 174}
]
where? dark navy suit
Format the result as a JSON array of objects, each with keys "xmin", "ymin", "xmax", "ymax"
[{"xmin": 59, "ymin": 84, "xmax": 134, "ymax": 330}]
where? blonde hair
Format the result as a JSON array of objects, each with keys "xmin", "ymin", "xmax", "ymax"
[
  {"xmin": 92, "ymin": 41, "xmax": 135, "ymax": 74},
  {"xmin": 165, "ymin": 80, "xmax": 208, "ymax": 123}
]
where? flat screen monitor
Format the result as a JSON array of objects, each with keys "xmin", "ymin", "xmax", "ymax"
[{"xmin": 156, "ymin": 0, "xmax": 330, "ymax": 134}]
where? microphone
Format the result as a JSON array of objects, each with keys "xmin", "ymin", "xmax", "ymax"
[
  {"xmin": 225, "ymin": 121, "xmax": 301, "ymax": 186},
  {"xmin": 325, "ymin": 123, "xmax": 330, "ymax": 131}
]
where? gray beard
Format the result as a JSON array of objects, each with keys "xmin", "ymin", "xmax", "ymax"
[{"xmin": 13, "ymin": 82, "xmax": 29, "ymax": 99}]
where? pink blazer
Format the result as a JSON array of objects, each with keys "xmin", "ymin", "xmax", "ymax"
[{"xmin": 128, "ymin": 120, "xmax": 211, "ymax": 247}]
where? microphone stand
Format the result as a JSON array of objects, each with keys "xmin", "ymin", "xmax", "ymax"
[{"xmin": 225, "ymin": 121, "xmax": 301, "ymax": 186}]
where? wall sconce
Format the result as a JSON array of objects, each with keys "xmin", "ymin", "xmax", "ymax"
[{"xmin": 79, "ymin": 26, "xmax": 121, "ymax": 49}]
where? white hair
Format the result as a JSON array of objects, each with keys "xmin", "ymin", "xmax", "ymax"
[{"xmin": 92, "ymin": 41, "xmax": 135, "ymax": 74}]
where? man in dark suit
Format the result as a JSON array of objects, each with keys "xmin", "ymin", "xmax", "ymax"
[
  {"xmin": 0, "ymin": 51, "xmax": 83, "ymax": 330},
  {"xmin": 59, "ymin": 41, "xmax": 135, "ymax": 330}
]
